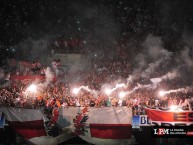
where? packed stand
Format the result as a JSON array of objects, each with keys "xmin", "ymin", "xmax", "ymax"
[{"xmin": 0, "ymin": 46, "xmax": 193, "ymax": 116}]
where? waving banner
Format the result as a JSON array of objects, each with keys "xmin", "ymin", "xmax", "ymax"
[
  {"xmin": 53, "ymin": 106, "xmax": 133, "ymax": 145},
  {"xmin": 0, "ymin": 107, "xmax": 74, "ymax": 145},
  {"xmin": 145, "ymin": 107, "xmax": 193, "ymax": 126},
  {"xmin": 0, "ymin": 106, "xmax": 133, "ymax": 145},
  {"xmin": 3, "ymin": 107, "xmax": 46, "ymax": 139}
]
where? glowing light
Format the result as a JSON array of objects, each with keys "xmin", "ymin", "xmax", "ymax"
[
  {"xmin": 27, "ymin": 84, "xmax": 37, "ymax": 93},
  {"xmin": 16, "ymin": 98, "xmax": 20, "ymax": 101},
  {"xmin": 115, "ymin": 83, "xmax": 126, "ymax": 88},
  {"xmin": 159, "ymin": 90, "xmax": 166, "ymax": 96},
  {"xmin": 169, "ymin": 105, "xmax": 183, "ymax": 112},
  {"xmin": 170, "ymin": 105, "xmax": 178, "ymax": 111},
  {"xmin": 105, "ymin": 89, "xmax": 112, "ymax": 95},
  {"xmin": 119, "ymin": 92, "xmax": 126, "ymax": 99},
  {"xmin": 73, "ymin": 88, "xmax": 80, "ymax": 95}
]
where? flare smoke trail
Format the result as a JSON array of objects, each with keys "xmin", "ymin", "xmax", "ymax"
[
  {"xmin": 141, "ymin": 50, "xmax": 172, "ymax": 79},
  {"xmin": 150, "ymin": 70, "xmax": 178, "ymax": 84},
  {"xmin": 44, "ymin": 67, "xmax": 54, "ymax": 86},
  {"xmin": 81, "ymin": 86, "xmax": 97, "ymax": 95},
  {"xmin": 74, "ymin": 85, "xmax": 98, "ymax": 97},
  {"xmin": 127, "ymin": 75, "xmax": 135, "ymax": 84},
  {"xmin": 160, "ymin": 86, "xmax": 193, "ymax": 96},
  {"xmin": 79, "ymin": 83, "xmax": 126, "ymax": 97},
  {"xmin": 125, "ymin": 70, "xmax": 178, "ymax": 95},
  {"xmin": 130, "ymin": 34, "xmax": 174, "ymax": 84},
  {"xmin": 75, "ymin": 83, "xmax": 127, "ymax": 97},
  {"xmin": 111, "ymin": 83, "xmax": 126, "ymax": 92},
  {"xmin": 102, "ymin": 83, "xmax": 127, "ymax": 95},
  {"xmin": 37, "ymin": 67, "xmax": 54, "ymax": 89},
  {"xmin": 126, "ymin": 71, "xmax": 178, "ymax": 95},
  {"xmin": 127, "ymin": 83, "xmax": 153, "ymax": 95}
]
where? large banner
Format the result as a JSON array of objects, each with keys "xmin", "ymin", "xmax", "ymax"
[
  {"xmin": 145, "ymin": 107, "xmax": 193, "ymax": 126},
  {"xmin": 3, "ymin": 107, "xmax": 47, "ymax": 139},
  {"xmin": 0, "ymin": 107, "xmax": 133, "ymax": 145},
  {"xmin": 54, "ymin": 106, "xmax": 133, "ymax": 145},
  {"xmin": 0, "ymin": 107, "xmax": 74, "ymax": 145}
]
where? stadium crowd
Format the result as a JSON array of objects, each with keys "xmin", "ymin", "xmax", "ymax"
[{"xmin": 0, "ymin": 47, "xmax": 193, "ymax": 116}]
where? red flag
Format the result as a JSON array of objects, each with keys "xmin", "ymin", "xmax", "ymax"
[
  {"xmin": 60, "ymin": 107, "xmax": 133, "ymax": 145},
  {"xmin": 3, "ymin": 107, "xmax": 46, "ymax": 139},
  {"xmin": 145, "ymin": 107, "xmax": 193, "ymax": 122}
]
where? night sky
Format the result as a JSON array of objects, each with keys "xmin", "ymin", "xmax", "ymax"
[{"xmin": 1, "ymin": 0, "xmax": 193, "ymax": 64}]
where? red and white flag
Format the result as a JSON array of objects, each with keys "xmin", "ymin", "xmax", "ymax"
[
  {"xmin": 2, "ymin": 107, "xmax": 73, "ymax": 145},
  {"xmin": 55, "ymin": 106, "xmax": 133, "ymax": 145},
  {"xmin": 3, "ymin": 107, "xmax": 46, "ymax": 139},
  {"xmin": 145, "ymin": 107, "xmax": 193, "ymax": 126},
  {"xmin": 1, "ymin": 106, "xmax": 133, "ymax": 145}
]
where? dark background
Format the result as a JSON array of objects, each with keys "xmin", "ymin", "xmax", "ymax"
[
  {"xmin": 1, "ymin": 0, "xmax": 193, "ymax": 64},
  {"xmin": 1, "ymin": 1, "xmax": 193, "ymax": 145}
]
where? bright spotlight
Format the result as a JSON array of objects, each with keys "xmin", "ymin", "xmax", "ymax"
[
  {"xmin": 27, "ymin": 84, "xmax": 37, "ymax": 93},
  {"xmin": 73, "ymin": 88, "xmax": 80, "ymax": 95},
  {"xmin": 170, "ymin": 105, "xmax": 178, "ymax": 111},
  {"xmin": 159, "ymin": 90, "xmax": 166, "ymax": 96},
  {"xmin": 105, "ymin": 89, "xmax": 112, "ymax": 95},
  {"xmin": 119, "ymin": 92, "xmax": 126, "ymax": 99}
]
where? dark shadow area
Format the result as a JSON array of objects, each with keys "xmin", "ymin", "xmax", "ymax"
[
  {"xmin": 133, "ymin": 127, "xmax": 193, "ymax": 145},
  {"xmin": 0, "ymin": 126, "xmax": 16, "ymax": 145},
  {"xmin": 59, "ymin": 136, "xmax": 93, "ymax": 145}
]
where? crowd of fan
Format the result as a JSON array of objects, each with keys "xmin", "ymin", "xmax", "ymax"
[
  {"xmin": 0, "ymin": 78, "xmax": 192, "ymax": 115},
  {"xmin": 1, "ymin": 49, "xmax": 193, "ymax": 115}
]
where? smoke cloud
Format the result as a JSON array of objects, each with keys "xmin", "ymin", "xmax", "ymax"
[
  {"xmin": 37, "ymin": 67, "xmax": 54, "ymax": 89},
  {"xmin": 150, "ymin": 70, "xmax": 178, "ymax": 85},
  {"xmin": 15, "ymin": 37, "xmax": 50, "ymax": 61}
]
